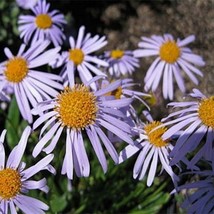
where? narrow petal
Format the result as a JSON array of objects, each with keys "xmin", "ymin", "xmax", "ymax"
[
  {"xmin": 7, "ymin": 126, "xmax": 31, "ymax": 169},
  {"xmin": 22, "ymin": 154, "xmax": 54, "ymax": 180}
]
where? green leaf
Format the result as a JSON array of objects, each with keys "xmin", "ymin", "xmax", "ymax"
[
  {"xmin": 50, "ymin": 194, "xmax": 67, "ymax": 213},
  {"xmin": 5, "ymin": 96, "xmax": 20, "ymax": 149}
]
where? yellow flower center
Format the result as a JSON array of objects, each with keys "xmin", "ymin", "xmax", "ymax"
[
  {"xmin": 69, "ymin": 49, "xmax": 84, "ymax": 65},
  {"xmin": 4, "ymin": 57, "xmax": 28, "ymax": 83},
  {"xmin": 198, "ymin": 96, "xmax": 214, "ymax": 128},
  {"xmin": 35, "ymin": 14, "xmax": 52, "ymax": 29},
  {"xmin": 159, "ymin": 41, "xmax": 180, "ymax": 63},
  {"xmin": 55, "ymin": 85, "xmax": 98, "ymax": 129},
  {"xmin": 110, "ymin": 50, "xmax": 124, "ymax": 59},
  {"xmin": 106, "ymin": 86, "xmax": 122, "ymax": 99},
  {"xmin": 144, "ymin": 121, "xmax": 168, "ymax": 147},
  {"xmin": 0, "ymin": 168, "xmax": 22, "ymax": 200}
]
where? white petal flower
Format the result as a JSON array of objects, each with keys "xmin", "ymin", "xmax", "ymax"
[
  {"xmin": 161, "ymin": 88, "xmax": 214, "ymax": 167},
  {"xmin": 18, "ymin": 0, "xmax": 67, "ymax": 47},
  {"xmin": 103, "ymin": 49, "xmax": 140, "ymax": 77},
  {"xmin": 59, "ymin": 26, "xmax": 108, "ymax": 88},
  {"xmin": 0, "ymin": 126, "xmax": 55, "ymax": 214},
  {"xmin": 134, "ymin": 34, "xmax": 205, "ymax": 100},
  {"xmin": 119, "ymin": 111, "xmax": 179, "ymax": 187},
  {"xmin": 0, "ymin": 40, "xmax": 63, "ymax": 123},
  {"xmin": 31, "ymin": 76, "xmax": 134, "ymax": 180}
]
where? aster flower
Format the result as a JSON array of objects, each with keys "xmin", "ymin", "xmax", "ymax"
[
  {"xmin": 18, "ymin": 0, "xmax": 66, "ymax": 47},
  {"xmin": 0, "ymin": 40, "xmax": 63, "ymax": 123},
  {"xmin": 16, "ymin": 0, "xmax": 38, "ymax": 9},
  {"xmin": 134, "ymin": 34, "xmax": 205, "ymax": 100},
  {"xmin": 59, "ymin": 26, "xmax": 108, "ymax": 88},
  {"xmin": 174, "ymin": 161, "xmax": 214, "ymax": 214},
  {"xmin": 100, "ymin": 78, "xmax": 151, "ymax": 142},
  {"xmin": 119, "ymin": 111, "xmax": 179, "ymax": 187},
  {"xmin": 0, "ymin": 126, "xmax": 55, "ymax": 214},
  {"xmin": 31, "ymin": 76, "xmax": 134, "ymax": 180},
  {"xmin": 101, "ymin": 78, "xmax": 150, "ymax": 109},
  {"xmin": 161, "ymin": 88, "xmax": 214, "ymax": 167},
  {"xmin": 103, "ymin": 49, "xmax": 139, "ymax": 77}
]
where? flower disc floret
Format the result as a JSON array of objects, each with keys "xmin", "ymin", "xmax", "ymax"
[
  {"xmin": 4, "ymin": 57, "xmax": 28, "ymax": 83},
  {"xmin": 0, "ymin": 168, "xmax": 21, "ymax": 200},
  {"xmin": 107, "ymin": 86, "xmax": 122, "ymax": 99},
  {"xmin": 111, "ymin": 50, "xmax": 124, "ymax": 59},
  {"xmin": 159, "ymin": 41, "xmax": 180, "ymax": 63},
  {"xmin": 35, "ymin": 14, "xmax": 52, "ymax": 29},
  {"xmin": 198, "ymin": 96, "xmax": 214, "ymax": 128},
  {"xmin": 55, "ymin": 85, "xmax": 98, "ymax": 129},
  {"xmin": 69, "ymin": 49, "xmax": 85, "ymax": 65},
  {"xmin": 145, "ymin": 121, "xmax": 168, "ymax": 147}
]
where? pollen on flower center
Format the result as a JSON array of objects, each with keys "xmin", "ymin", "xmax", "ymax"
[
  {"xmin": 0, "ymin": 168, "xmax": 22, "ymax": 200},
  {"xmin": 4, "ymin": 57, "xmax": 28, "ymax": 83},
  {"xmin": 35, "ymin": 14, "xmax": 52, "ymax": 29},
  {"xmin": 106, "ymin": 87, "xmax": 122, "ymax": 99},
  {"xmin": 55, "ymin": 85, "xmax": 98, "ymax": 129},
  {"xmin": 198, "ymin": 96, "xmax": 214, "ymax": 128},
  {"xmin": 111, "ymin": 50, "xmax": 124, "ymax": 59},
  {"xmin": 69, "ymin": 49, "xmax": 84, "ymax": 65},
  {"xmin": 159, "ymin": 41, "xmax": 180, "ymax": 63},
  {"xmin": 144, "ymin": 121, "xmax": 168, "ymax": 147}
]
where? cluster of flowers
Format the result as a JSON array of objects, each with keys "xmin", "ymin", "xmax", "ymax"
[{"xmin": 0, "ymin": 0, "xmax": 213, "ymax": 213}]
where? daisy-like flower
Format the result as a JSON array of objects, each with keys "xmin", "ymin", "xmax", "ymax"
[
  {"xmin": 16, "ymin": 0, "xmax": 38, "ymax": 9},
  {"xmin": 18, "ymin": 0, "xmax": 66, "ymax": 47},
  {"xmin": 103, "ymin": 49, "xmax": 139, "ymax": 77},
  {"xmin": 161, "ymin": 88, "xmax": 214, "ymax": 167},
  {"xmin": 59, "ymin": 26, "xmax": 108, "ymax": 87},
  {"xmin": 174, "ymin": 161, "xmax": 214, "ymax": 214},
  {"xmin": 133, "ymin": 34, "xmax": 205, "ymax": 100},
  {"xmin": 0, "ymin": 40, "xmax": 63, "ymax": 123},
  {"xmin": 101, "ymin": 78, "xmax": 150, "ymax": 109},
  {"xmin": 100, "ymin": 78, "xmax": 151, "ymax": 142},
  {"xmin": 119, "ymin": 111, "xmax": 179, "ymax": 187},
  {"xmin": 31, "ymin": 76, "xmax": 134, "ymax": 180},
  {"xmin": 0, "ymin": 126, "xmax": 55, "ymax": 214}
]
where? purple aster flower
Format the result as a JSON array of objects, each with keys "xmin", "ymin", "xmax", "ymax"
[
  {"xmin": 134, "ymin": 34, "xmax": 205, "ymax": 100},
  {"xmin": 161, "ymin": 88, "xmax": 214, "ymax": 168},
  {"xmin": 31, "ymin": 76, "xmax": 134, "ymax": 180},
  {"xmin": 174, "ymin": 161, "xmax": 214, "ymax": 214},
  {"xmin": 103, "ymin": 49, "xmax": 139, "ymax": 77},
  {"xmin": 100, "ymin": 78, "xmax": 150, "ymax": 109},
  {"xmin": 0, "ymin": 126, "xmax": 55, "ymax": 214},
  {"xmin": 119, "ymin": 111, "xmax": 179, "ymax": 187},
  {"xmin": 99, "ymin": 78, "xmax": 151, "ymax": 142},
  {"xmin": 0, "ymin": 40, "xmax": 63, "ymax": 123},
  {"xmin": 18, "ymin": 0, "xmax": 67, "ymax": 47},
  {"xmin": 59, "ymin": 26, "xmax": 108, "ymax": 88}
]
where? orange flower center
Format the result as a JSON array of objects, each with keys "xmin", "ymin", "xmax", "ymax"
[
  {"xmin": 0, "ymin": 168, "xmax": 22, "ymax": 200},
  {"xmin": 110, "ymin": 50, "xmax": 124, "ymax": 59},
  {"xmin": 4, "ymin": 57, "xmax": 28, "ymax": 83},
  {"xmin": 159, "ymin": 41, "xmax": 180, "ymax": 63},
  {"xmin": 69, "ymin": 49, "xmax": 84, "ymax": 65},
  {"xmin": 35, "ymin": 14, "xmax": 52, "ymax": 29},
  {"xmin": 198, "ymin": 96, "xmax": 214, "ymax": 128},
  {"xmin": 55, "ymin": 85, "xmax": 98, "ymax": 129},
  {"xmin": 106, "ymin": 86, "xmax": 122, "ymax": 99},
  {"xmin": 144, "ymin": 121, "xmax": 168, "ymax": 147}
]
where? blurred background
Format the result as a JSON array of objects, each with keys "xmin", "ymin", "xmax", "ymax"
[{"xmin": 0, "ymin": 0, "xmax": 213, "ymax": 213}]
